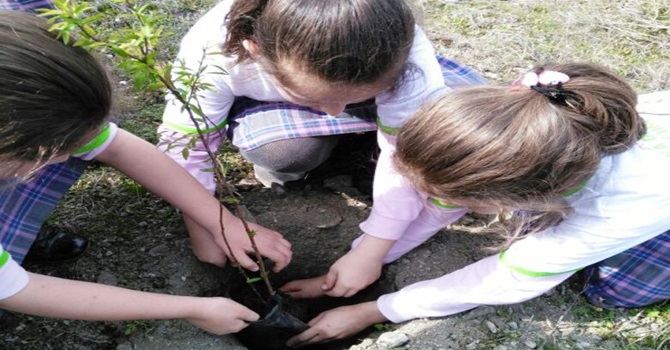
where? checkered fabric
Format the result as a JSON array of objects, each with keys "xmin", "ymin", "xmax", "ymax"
[
  {"xmin": 228, "ymin": 56, "xmax": 489, "ymax": 150},
  {"xmin": 0, "ymin": 158, "xmax": 88, "ymax": 263},
  {"xmin": 0, "ymin": 0, "xmax": 53, "ymax": 12},
  {"xmin": 583, "ymin": 229, "xmax": 670, "ymax": 308}
]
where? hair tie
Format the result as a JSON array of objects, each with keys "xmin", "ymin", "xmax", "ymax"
[{"xmin": 512, "ymin": 70, "xmax": 570, "ymax": 103}]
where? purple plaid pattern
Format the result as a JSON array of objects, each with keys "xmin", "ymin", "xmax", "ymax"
[
  {"xmin": 0, "ymin": 158, "xmax": 88, "ymax": 264},
  {"xmin": 0, "ymin": 0, "xmax": 53, "ymax": 12},
  {"xmin": 228, "ymin": 56, "xmax": 487, "ymax": 150},
  {"xmin": 583, "ymin": 229, "xmax": 670, "ymax": 308},
  {"xmin": 227, "ymin": 99, "xmax": 379, "ymax": 150}
]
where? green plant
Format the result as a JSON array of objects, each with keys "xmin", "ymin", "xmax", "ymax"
[{"xmin": 40, "ymin": 0, "xmax": 275, "ymax": 300}]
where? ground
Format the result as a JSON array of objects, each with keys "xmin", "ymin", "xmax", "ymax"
[{"xmin": 1, "ymin": 0, "xmax": 669, "ymax": 349}]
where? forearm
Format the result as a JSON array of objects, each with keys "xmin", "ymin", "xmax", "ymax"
[
  {"xmin": 96, "ymin": 129, "xmax": 235, "ymax": 231},
  {"xmin": 351, "ymin": 234, "xmax": 396, "ymax": 262},
  {"xmin": 377, "ymin": 255, "xmax": 573, "ymax": 323},
  {"xmin": 1, "ymin": 273, "xmax": 201, "ymax": 321},
  {"xmin": 361, "ymin": 132, "xmax": 424, "ymax": 240}
]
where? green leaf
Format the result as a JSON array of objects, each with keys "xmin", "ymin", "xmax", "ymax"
[
  {"xmin": 181, "ymin": 148, "xmax": 190, "ymax": 160},
  {"xmin": 112, "ymin": 47, "xmax": 129, "ymax": 58},
  {"xmin": 246, "ymin": 277, "xmax": 263, "ymax": 284}
]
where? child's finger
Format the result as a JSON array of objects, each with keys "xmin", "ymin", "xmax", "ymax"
[
  {"xmin": 263, "ymin": 247, "xmax": 292, "ymax": 271},
  {"xmin": 234, "ymin": 251, "xmax": 260, "ymax": 272},
  {"xmin": 321, "ymin": 271, "xmax": 337, "ymax": 291},
  {"xmin": 278, "ymin": 280, "xmax": 301, "ymax": 293},
  {"xmin": 240, "ymin": 309, "xmax": 260, "ymax": 322},
  {"xmin": 286, "ymin": 327, "xmax": 319, "ymax": 348}
]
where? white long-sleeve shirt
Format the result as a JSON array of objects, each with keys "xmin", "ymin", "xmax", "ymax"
[
  {"xmin": 0, "ymin": 244, "xmax": 28, "ymax": 300},
  {"xmin": 158, "ymin": 1, "xmax": 485, "ymax": 240},
  {"xmin": 377, "ymin": 91, "xmax": 670, "ymax": 323},
  {"xmin": 0, "ymin": 123, "xmax": 118, "ymax": 300}
]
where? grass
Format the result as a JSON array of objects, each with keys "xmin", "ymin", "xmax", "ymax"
[
  {"xmin": 76, "ymin": 0, "xmax": 670, "ymax": 348},
  {"xmin": 2, "ymin": 1, "xmax": 668, "ymax": 349},
  {"xmin": 419, "ymin": 2, "xmax": 669, "ymax": 347},
  {"xmin": 420, "ymin": 0, "xmax": 669, "ymax": 91}
]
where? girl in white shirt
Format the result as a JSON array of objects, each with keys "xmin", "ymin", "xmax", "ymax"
[
  {"xmin": 284, "ymin": 63, "xmax": 670, "ymax": 347},
  {"xmin": 159, "ymin": 0, "xmax": 487, "ymax": 274}
]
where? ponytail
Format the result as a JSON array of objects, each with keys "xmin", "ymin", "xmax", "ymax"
[
  {"xmin": 542, "ymin": 63, "xmax": 645, "ymax": 154},
  {"xmin": 395, "ymin": 62, "xmax": 645, "ymax": 246}
]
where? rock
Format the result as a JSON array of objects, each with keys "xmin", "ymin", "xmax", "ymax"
[
  {"xmin": 148, "ymin": 244, "xmax": 170, "ymax": 257},
  {"xmin": 97, "ymin": 270, "xmax": 118, "ymax": 286},
  {"xmin": 485, "ymin": 320, "xmax": 498, "ymax": 334},
  {"xmin": 524, "ymin": 340, "xmax": 537, "ymax": 348},
  {"xmin": 313, "ymin": 206, "xmax": 343, "ymax": 229},
  {"xmin": 376, "ymin": 331, "xmax": 410, "ymax": 348},
  {"xmin": 461, "ymin": 306, "xmax": 496, "ymax": 320}
]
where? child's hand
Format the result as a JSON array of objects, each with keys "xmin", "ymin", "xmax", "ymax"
[
  {"xmin": 220, "ymin": 214, "xmax": 293, "ymax": 273},
  {"xmin": 186, "ymin": 216, "xmax": 228, "ymax": 267},
  {"xmin": 186, "ymin": 212, "xmax": 292, "ymax": 271},
  {"xmin": 285, "ymin": 302, "xmax": 387, "ymax": 348},
  {"xmin": 186, "ymin": 297, "xmax": 260, "ymax": 334},
  {"xmin": 321, "ymin": 249, "xmax": 383, "ymax": 298},
  {"xmin": 279, "ymin": 275, "xmax": 327, "ymax": 299}
]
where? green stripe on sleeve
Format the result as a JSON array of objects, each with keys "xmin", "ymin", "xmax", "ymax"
[
  {"xmin": 72, "ymin": 124, "xmax": 112, "ymax": 155},
  {"xmin": 430, "ymin": 197, "xmax": 461, "ymax": 209},
  {"xmin": 375, "ymin": 116, "xmax": 400, "ymax": 135},
  {"xmin": 163, "ymin": 119, "xmax": 228, "ymax": 135},
  {"xmin": 0, "ymin": 249, "xmax": 10, "ymax": 268},
  {"xmin": 499, "ymin": 250, "xmax": 582, "ymax": 277}
]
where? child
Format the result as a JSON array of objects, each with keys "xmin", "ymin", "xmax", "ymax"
[
  {"xmin": 0, "ymin": 10, "xmax": 290, "ymax": 331},
  {"xmin": 283, "ymin": 64, "xmax": 670, "ymax": 347},
  {"xmin": 0, "ymin": 7, "xmax": 291, "ymax": 271},
  {"xmin": 159, "ymin": 0, "xmax": 487, "ymax": 277}
]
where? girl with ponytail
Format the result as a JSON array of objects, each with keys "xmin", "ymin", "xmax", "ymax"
[{"xmin": 285, "ymin": 63, "xmax": 670, "ymax": 347}]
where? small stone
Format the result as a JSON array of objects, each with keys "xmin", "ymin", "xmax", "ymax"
[
  {"xmin": 376, "ymin": 331, "xmax": 410, "ymax": 348},
  {"xmin": 461, "ymin": 306, "xmax": 496, "ymax": 320},
  {"xmin": 313, "ymin": 207, "xmax": 342, "ymax": 229},
  {"xmin": 524, "ymin": 340, "xmax": 537, "ymax": 348},
  {"xmin": 493, "ymin": 346, "xmax": 507, "ymax": 350},
  {"xmin": 270, "ymin": 183, "xmax": 287, "ymax": 196},
  {"xmin": 507, "ymin": 321, "xmax": 518, "ymax": 330},
  {"xmin": 148, "ymin": 244, "xmax": 170, "ymax": 257},
  {"xmin": 97, "ymin": 271, "xmax": 118, "ymax": 286},
  {"xmin": 485, "ymin": 320, "xmax": 498, "ymax": 334},
  {"xmin": 466, "ymin": 341, "xmax": 478, "ymax": 350}
]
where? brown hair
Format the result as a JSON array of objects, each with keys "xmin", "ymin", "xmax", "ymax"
[
  {"xmin": 395, "ymin": 63, "xmax": 644, "ymax": 249},
  {"xmin": 223, "ymin": 0, "xmax": 415, "ymax": 90},
  {"xmin": 0, "ymin": 11, "xmax": 111, "ymax": 166}
]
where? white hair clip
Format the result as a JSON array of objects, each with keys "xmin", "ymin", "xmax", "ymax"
[
  {"xmin": 512, "ymin": 70, "xmax": 570, "ymax": 103},
  {"xmin": 513, "ymin": 70, "xmax": 570, "ymax": 88}
]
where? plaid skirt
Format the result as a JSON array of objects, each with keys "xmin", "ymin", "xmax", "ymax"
[
  {"xmin": 0, "ymin": 0, "xmax": 53, "ymax": 12},
  {"xmin": 0, "ymin": 158, "xmax": 89, "ymax": 263},
  {"xmin": 583, "ymin": 229, "xmax": 670, "ymax": 308}
]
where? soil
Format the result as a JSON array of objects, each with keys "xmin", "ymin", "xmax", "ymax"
[{"xmin": 1, "ymin": 1, "xmax": 668, "ymax": 349}]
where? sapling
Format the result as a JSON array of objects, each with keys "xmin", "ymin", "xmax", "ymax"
[{"xmin": 39, "ymin": 0, "xmax": 277, "ymax": 300}]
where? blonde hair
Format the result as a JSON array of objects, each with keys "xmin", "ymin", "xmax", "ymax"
[{"xmin": 395, "ymin": 63, "xmax": 645, "ymax": 249}]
